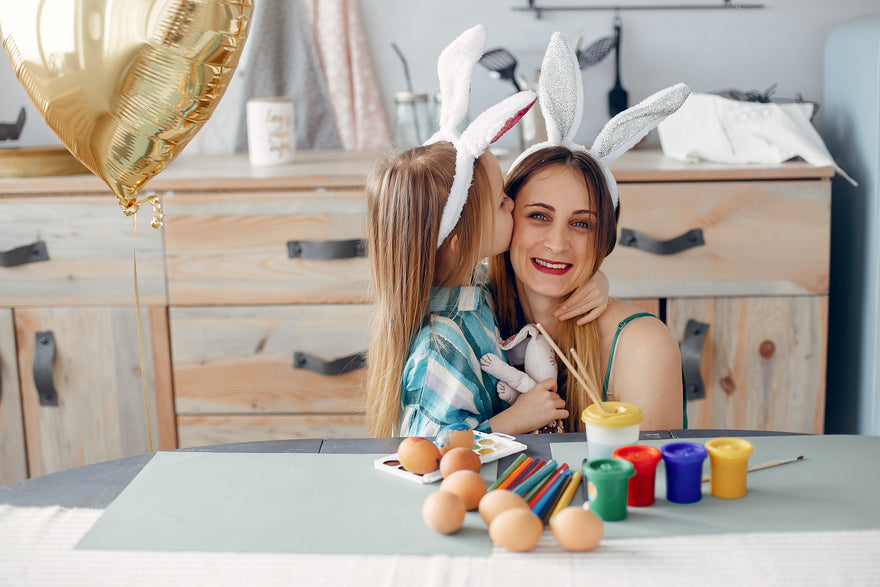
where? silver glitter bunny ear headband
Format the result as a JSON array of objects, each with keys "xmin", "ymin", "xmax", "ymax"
[
  {"xmin": 424, "ymin": 25, "xmax": 536, "ymax": 247},
  {"xmin": 509, "ymin": 31, "xmax": 690, "ymax": 209}
]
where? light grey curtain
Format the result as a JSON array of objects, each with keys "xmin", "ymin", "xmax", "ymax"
[{"xmin": 234, "ymin": 0, "xmax": 342, "ymax": 151}]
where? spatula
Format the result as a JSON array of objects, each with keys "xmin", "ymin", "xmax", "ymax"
[
  {"xmin": 478, "ymin": 48, "xmax": 523, "ymax": 91},
  {"xmin": 608, "ymin": 16, "xmax": 628, "ymax": 117},
  {"xmin": 576, "ymin": 34, "xmax": 616, "ymax": 69}
]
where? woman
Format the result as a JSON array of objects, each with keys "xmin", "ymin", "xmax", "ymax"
[
  {"xmin": 489, "ymin": 147, "xmax": 684, "ymax": 432},
  {"xmin": 487, "ymin": 32, "xmax": 690, "ymax": 432}
]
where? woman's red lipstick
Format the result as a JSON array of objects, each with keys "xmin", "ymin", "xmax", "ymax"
[{"xmin": 531, "ymin": 257, "xmax": 571, "ymax": 275}]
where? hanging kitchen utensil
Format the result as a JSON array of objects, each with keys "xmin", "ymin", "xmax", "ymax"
[
  {"xmin": 576, "ymin": 34, "xmax": 616, "ymax": 69},
  {"xmin": 608, "ymin": 16, "xmax": 629, "ymax": 117},
  {"xmin": 478, "ymin": 48, "xmax": 523, "ymax": 91},
  {"xmin": 391, "ymin": 42, "xmax": 425, "ymax": 144}
]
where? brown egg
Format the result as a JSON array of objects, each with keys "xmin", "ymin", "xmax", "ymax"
[
  {"xmin": 439, "ymin": 446, "xmax": 481, "ymax": 478},
  {"xmin": 440, "ymin": 470, "xmax": 487, "ymax": 510},
  {"xmin": 478, "ymin": 489, "xmax": 529, "ymax": 526},
  {"xmin": 437, "ymin": 426, "xmax": 476, "ymax": 455},
  {"xmin": 549, "ymin": 507, "xmax": 604, "ymax": 552},
  {"xmin": 489, "ymin": 508, "xmax": 544, "ymax": 552},
  {"xmin": 422, "ymin": 490, "xmax": 466, "ymax": 534},
  {"xmin": 397, "ymin": 437, "xmax": 441, "ymax": 475}
]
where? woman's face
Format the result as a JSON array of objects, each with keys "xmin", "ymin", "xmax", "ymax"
[
  {"xmin": 509, "ymin": 164, "xmax": 596, "ymax": 303},
  {"xmin": 479, "ymin": 150, "xmax": 515, "ymax": 258}
]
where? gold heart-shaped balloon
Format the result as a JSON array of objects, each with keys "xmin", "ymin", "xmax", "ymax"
[{"xmin": 1, "ymin": 0, "xmax": 253, "ymax": 216}]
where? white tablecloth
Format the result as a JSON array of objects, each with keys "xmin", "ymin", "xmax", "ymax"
[{"xmin": 1, "ymin": 505, "xmax": 878, "ymax": 586}]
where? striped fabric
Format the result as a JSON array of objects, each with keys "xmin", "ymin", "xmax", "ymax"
[{"xmin": 399, "ymin": 286, "xmax": 508, "ymax": 437}]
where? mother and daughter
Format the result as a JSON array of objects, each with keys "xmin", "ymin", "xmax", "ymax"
[{"xmin": 365, "ymin": 26, "xmax": 690, "ymax": 438}]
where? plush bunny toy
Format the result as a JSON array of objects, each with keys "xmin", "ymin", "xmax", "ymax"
[
  {"xmin": 480, "ymin": 324, "xmax": 557, "ymax": 404},
  {"xmin": 481, "ymin": 33, "xmax": 690, "ymax": 425}
]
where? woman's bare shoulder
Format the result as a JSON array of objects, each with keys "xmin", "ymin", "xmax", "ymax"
[{"xmin": 597, "ymin": 299, "xmax": 664, "ymax": 334}]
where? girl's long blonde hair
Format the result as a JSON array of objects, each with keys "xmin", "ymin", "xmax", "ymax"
[
  {"xmin": 364, "ymin": 142, "xmax": 494, "ymax": 437},
  {"xmin": 489, "ymin": 147, "xmax": 619, "ymax": 433}
]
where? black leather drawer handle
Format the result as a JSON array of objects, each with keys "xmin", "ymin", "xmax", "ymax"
[
  {"xmin": 0, "ymin": 241, "xmax": 49, "ymax": 267},
  {"xmin": 680, "ymin": 319, "xmax": 709, "ymax": 401},
  {"xmin": 287, "ymin": 239, "xmax": 366, "ymax": 260},
  {"xmin": 292, "ymin": 351, "xmax": 366, "ymax": 376},
  {"xmin": 33, "ymin": 331, "xmax": 59, "ymax": 406},
  {"xmin": 620, "ymin": 228, "xmax": 704, "ymax": 255}
]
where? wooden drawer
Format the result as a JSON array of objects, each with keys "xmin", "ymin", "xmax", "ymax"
[
  {"xmin": 667, "ymin": 296, "xmax": 827, "ymax": 434},
  {"xmin": 0, "ymin": 309, "xmax": 27, "ymax": 486},
  {"xmin": 177, "ymin": 414, "xmax": 369, "ymax": 447},
  {"xmin": 0, "ymin": 197, "xmax": 166, "ymax": 306},
  {"xmin": 163, "ymin": 191, "xmax": 369, "ymax": 305},
  {"xmin": 14, "ymin": 306, "xmax": 172, "ymax": 476},
  {"xmin": 605, "ymin": 180, "xmax": 830, "ymax": 299},
  {"xmin": 171, "ymin": 304, "xmax": 370, "ymax": 416}
]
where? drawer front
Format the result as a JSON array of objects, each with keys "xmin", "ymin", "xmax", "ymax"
[
  {"xmin": 667, "ymin": 295, "xmax": 827, "ymax": 434},
  {"xmin": 0, "ymin": 197, "xmax": 166, "ymax": 306},
  {"xmin": 605, "ymin": 180, "xmax": 830, "ymax": 298},
  {"xmin": 177, "ymin": 414, "xmax": 369, "ymax": 447},
  {"xmin": 163, "ymin": 191, "xmax": 369, "ymax": 305},
  {"xmin": 171, "ymin": 304, "xmax": 370, "ymax": 415}
]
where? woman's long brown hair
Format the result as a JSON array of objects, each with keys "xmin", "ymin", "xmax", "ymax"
[
  {"xmin": 489, "ymin": 147, "xmax": 620, "ymax": 432},
  {"xmin": 364, "ymin": 142, "xmax": 494, "ymax": 437}
]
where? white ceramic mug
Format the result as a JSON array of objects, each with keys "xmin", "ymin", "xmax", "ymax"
[{"xmin": 246, "ymin": 97, "xmax": 295, "ymax": 166}]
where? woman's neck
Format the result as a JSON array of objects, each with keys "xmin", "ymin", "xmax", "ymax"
[{"xmin": 515, "ymin": 280, "xmax": 562, "ymax": 340}]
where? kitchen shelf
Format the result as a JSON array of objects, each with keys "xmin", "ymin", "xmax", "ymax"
[{"xmin": 514, "ymin": 0, "xmax": 764, "ymax": 18}]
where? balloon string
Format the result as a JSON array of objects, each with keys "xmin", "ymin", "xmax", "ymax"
[{"xmin": 132, "ymin": 213, "xmax": 154, "ymax": 454}]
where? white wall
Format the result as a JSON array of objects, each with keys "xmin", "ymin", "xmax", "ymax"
[
  {"xmin": 3, "ymin": 1, "xmax": 878, "ymax": 150},
  {"xmin": 360, "ymin": 0, "xmax": 879, "ymax": 149}
]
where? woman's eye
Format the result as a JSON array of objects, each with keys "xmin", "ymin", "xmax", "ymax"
[
  {"xmin": 528, "ymin": 212, "xmax": 548, "ymax": 221},
  {"xmin": 572, "ymin": 220, "xmax": 590, "ymax": 229}
]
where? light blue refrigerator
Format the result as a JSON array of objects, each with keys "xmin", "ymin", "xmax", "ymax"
[{"xmin": 823, "ymin": 15, "xmax": 880, "ymax": 435}]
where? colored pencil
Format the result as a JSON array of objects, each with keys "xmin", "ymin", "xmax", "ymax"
[
  {"xmin": 701, "ymin": 455, "xmax": 804, "ymax": 483},
  {"xmin": 534, "ymin": 470, "xmax": 572, "ymax": 521},
  {"xmin": 527, "ymin": 463, "xmax": 569, "ymax": 507},
  {"xmin": 550, "ymin": 471, "xmax": 583, "ymax": 519},
  {"xmin": 488, "ymin": 453, "xmax": 528, "ymax": 491},
  {"xmin": 508, "ymin": 459, "xmax": 544, "ymax": 490},
  {"xmin": 541, "ymin": 472, "xmax": 574, "ymax": 524},
  {"xmin": 496, "ymin": 457, "xmax": 533, "ymax": 490},
  {"xmin": 512, "ymin": 460, "xmax": 557, "ymax": 497}
]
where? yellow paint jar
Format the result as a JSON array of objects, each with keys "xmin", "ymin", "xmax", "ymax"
[{"xmin": 705, "ymin": 437, "xmax": 754, "ymax": 499}]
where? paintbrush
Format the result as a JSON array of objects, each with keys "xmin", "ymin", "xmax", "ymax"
[
  {"xmin": 701, "ymin": 455, "xmax": 804, "ymax": 483},
  {"xmin": 534, "ymin": 322, "xmax": 607, "ymax": 412}
]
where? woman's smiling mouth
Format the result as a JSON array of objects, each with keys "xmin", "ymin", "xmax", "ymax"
[{"xmin": 532, "ymin": 257, "xmax": 572, "ymax": 275}]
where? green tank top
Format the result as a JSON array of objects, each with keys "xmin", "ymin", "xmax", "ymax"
[{"xmin": 601, "ymin": 312, "xmax": 688, "ymax": 429}]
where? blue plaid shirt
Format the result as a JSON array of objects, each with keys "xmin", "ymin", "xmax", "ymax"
[{"xmin": 399, "ymin": 285, "xmax": 508, "ymax": 437}]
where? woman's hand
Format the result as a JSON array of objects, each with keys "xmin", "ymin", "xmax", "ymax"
[
  {"xmin": 488, "ymin": 379, "xmax": 569, "ymax": 435},
  {"xmin": 555, "ymin": 270, "xmax": 609, "ymax": 325}
]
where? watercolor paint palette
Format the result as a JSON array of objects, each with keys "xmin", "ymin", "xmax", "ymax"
[{"xmin": 374, "ymin": 431, "xmax": 528, "ymax": 484}]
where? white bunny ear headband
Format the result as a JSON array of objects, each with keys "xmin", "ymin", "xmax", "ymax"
[
  {"xmin": 424, "ymin": 25, "xmax": 537, "ymax": 247},
  {"xmin": 509, "ymin": 31, "xmax": 691, "ymax": 210}
]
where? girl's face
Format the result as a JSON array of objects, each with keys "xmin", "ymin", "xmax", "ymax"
[
  {"xmin": 479, "ymin": 151, "xmax": 515, "ymax": 258},
  {"xmin": 509, "ymin": 165, "xmax": 596, "ymax": 303}
]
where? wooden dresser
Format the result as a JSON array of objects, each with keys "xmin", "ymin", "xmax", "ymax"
[{"xmin": 0, "ymin": 148, "xmax": 832, "ymax": 484}]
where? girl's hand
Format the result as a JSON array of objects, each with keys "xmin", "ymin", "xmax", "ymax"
[
  {"xmin": 555, "ymin": 270, "xmax": 609, "ymax": 325},
  {"xmin": 488, "ymin": 379, "xmax": 568, "ymax": 435}
]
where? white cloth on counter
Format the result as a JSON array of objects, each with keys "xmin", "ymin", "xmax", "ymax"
[
  {"xmin": 658, "ymin": 93, "xmax": 857, "ymax": 186},
  {"xmin": 2, "ymin": 504, "xmax": 880, "ymax": 586}
]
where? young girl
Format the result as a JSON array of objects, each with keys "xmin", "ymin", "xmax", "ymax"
[{"xmin": 364, "ymin": 26, "xmax": 606, "ymax": 438}]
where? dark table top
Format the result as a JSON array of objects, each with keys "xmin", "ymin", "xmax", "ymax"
[{"xmin": 0, "ymin": 429, "xmax": 800, "ymax": 508}]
